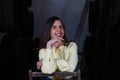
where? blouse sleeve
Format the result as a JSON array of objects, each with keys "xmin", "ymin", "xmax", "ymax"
[
  {"xmin": 38, "ymin": 49, "xmax": 57, "ymax": 74},
  {"xmin": 56, "ymin": 42, "xmax": 78, "ymax": 72}
]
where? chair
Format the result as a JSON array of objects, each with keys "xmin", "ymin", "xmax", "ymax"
[{"xmin": 28, "ymin": 69, "xmax": 81, "ymax": 80}]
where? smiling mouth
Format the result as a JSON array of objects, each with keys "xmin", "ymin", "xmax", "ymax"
[{"xmin": 56, "ymin": 33, "xmax": 62, "ymax": 37}]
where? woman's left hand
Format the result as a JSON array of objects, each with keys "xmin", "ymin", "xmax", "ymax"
[{"xmin": 36, "ymin": 60, "xmax": 43, "ymax": 70}]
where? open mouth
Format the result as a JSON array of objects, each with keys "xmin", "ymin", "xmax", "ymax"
[{"xmin": 56, "ymin": 33, "xmax": 62, "ymax": 37}]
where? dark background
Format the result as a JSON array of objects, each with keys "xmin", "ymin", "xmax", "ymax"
[{"xmin": 0, "ymin": 0, "xmax": 120, "ymax": 80}]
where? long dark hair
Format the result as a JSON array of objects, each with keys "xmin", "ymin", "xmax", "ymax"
[{"xmin": 39, "ymin": 16, "xmax": 68, "ymax": 49}]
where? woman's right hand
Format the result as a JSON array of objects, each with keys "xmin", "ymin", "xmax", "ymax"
[
  {"xmin": 36, "ymin": 60, "xmax": 43, "ymax": 70},
  {"xmin": 47, "ymin": 37, "xmax": 64, "ymax": 48}
]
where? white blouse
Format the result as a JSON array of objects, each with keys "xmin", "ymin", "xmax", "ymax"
[{"xmin": 38, "ymin": 42, "xmax": 78, "ymax": 74}]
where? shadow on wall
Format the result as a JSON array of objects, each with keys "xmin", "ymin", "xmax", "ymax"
[{"xmin": 0, "ymin": 33, "xmax": 38, "ymax": 80}]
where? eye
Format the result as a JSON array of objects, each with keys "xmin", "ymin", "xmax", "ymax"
[
  {"xmin": 59, "ymin": 25, "xmax": 63, "ymax": 29},
  {"xmin": 52, "ymin": 25, "xmax": 56, "ymax": 29}
]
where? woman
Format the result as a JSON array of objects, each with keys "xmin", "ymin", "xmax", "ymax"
[{"xmin": 36, "ymin": 16, "xmax": 78, "ymax": 79}]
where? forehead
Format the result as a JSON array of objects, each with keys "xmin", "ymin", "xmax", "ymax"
[{"xmin": 53, "ymin": 20, "xmax": 62, "ymax": 25}]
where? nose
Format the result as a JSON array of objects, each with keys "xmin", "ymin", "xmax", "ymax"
[{"xmin": 56, "ymin": 27, "xmax": 61, "ymax": 31}]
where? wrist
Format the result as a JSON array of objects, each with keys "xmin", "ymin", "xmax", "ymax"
[{"xmin": 46, "ymin": 42, "xmax": 52, "ymax": 48}]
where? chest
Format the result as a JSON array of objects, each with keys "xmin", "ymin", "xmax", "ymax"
[{"xmin": 52, "ymin": 46, "xmax": 69, "ymax": 59}]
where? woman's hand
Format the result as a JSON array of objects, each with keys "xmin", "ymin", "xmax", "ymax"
[
  {"xmin": 46, "ymin": 37, "xmax": 64, "ymax": 48},
  {"xmin": 36, "ymin": 60, "xmax": 43, "ymax": 70}
]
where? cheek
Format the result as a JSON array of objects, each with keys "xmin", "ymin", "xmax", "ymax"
[
  {"xmin": 50, "ymin": 32, "xmax": 54, "ymax": 38},
  {"xmin": 50, "ymin": 30, "xmax": 56, "ymax": 38},
  {"xmin": 62, "ymin": 30, "xmax": 65, "ymax": 37}
]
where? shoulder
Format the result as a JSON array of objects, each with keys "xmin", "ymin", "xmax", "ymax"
[
  {"xmin": 68, "ymin": 42, "xmax": 77, "ymax": 48},
  {"xmin": 69, "ymin": 42, "xmax": 77, "ymax": 45}
]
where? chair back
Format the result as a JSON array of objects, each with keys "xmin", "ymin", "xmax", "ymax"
[{"xmin": 28, "ymin": 69, "xmax": 81, "ymax": 80}]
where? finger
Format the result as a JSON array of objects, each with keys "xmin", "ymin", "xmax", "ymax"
[
  {"xmin": 52, "ymin": 38, "xmax": 60, "ymax": 43},
  {"xmin": 57, "ymin": 37, "xmax": 64, "ymax": 41}
]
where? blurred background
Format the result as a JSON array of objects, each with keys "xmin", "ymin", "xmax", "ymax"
[{"xmin": 0, "ymin": 0, "xmax": 120, "ymax": 80}]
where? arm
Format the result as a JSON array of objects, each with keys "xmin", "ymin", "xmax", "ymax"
[
  {"xmin": 38, "ymin": 49, "xmax": 57, "ymax": 74},
  {"xmin": 56, "ymin": 42, "xmax": 78, "ymax": 72}
]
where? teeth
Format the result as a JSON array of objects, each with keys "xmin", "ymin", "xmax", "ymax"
[
  {"xmin": 57, "ymin": 33, "xmax": 61, "ymax": 36},
  {"xmin": 56, "ymin": 32, "xmax": 62, "ymax": 37},
  {"xmin": 56, "ymin": 34, "xmax": 62, "ymax": 37}
]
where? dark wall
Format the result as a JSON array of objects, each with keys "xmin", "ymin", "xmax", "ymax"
[
  {"xmin": 0, "ymin": 0, "xmax": 33, "ymax": 38},
  {"xmin": 0, "ymin": 0, "xmax": 36, "ymax": 80},
  {"xmin": 82, "ymin": 0, "xmax": 120, "ymax": 80}
]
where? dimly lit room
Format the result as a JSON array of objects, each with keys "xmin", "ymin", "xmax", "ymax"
[{"xmin": 0, "ymin": 0, "xmax": 120, "ymax": 80}]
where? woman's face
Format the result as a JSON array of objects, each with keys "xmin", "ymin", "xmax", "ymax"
[{"xmin": 50, "ymin": 20, "xmax": 64, "ymax": 39}]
